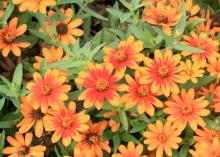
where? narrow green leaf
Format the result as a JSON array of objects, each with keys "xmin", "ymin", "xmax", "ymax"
[
  {"xmin": 0, "ymin": 130, "xmax": 5, "ymax": 157},
  {"xmin": 12, "ymin": 63, "xmax": 23, "ymax": 87},
  {"xmin": 0, "ymin": 98, "xmax": 5, "ymax": 110},
  {"xmin": 121, "ymin": 133, "xmax": 140, "ymax": 144},
  {"xmin": 34, "ymin": 12, "xmax": 47, "ymax": 33},
  {"xmin": 0, "ymin": 3, "xmax": 14, "ymax": 22},
  {"xmin": 89, "ymin": 43, "xmax": 105, "ymax": 60},
  {"xmin": 29, "ymin": 29, "xmax": 50, "ymax": 41},
  {"xmin": 84, "ymin": 8, "xmax": 108, "ymax": 21},
  {"xmin": 0, "ymin": 119, "xmax": 20, "ymax": 128},
  {"xmin": 119, "ymin": 110, "xmax": 128, "ymax": 131},
  {"xmin": 174, "ymin": 44, "xmax": 204, "ymax": 53},
  {"xmin": 187, "ymin": 18, "xmax": 206, "ymax": 30},
  {"xmin": 179, "ymin": 145, "xmax": 189, "ymax": 157},
  {"xmin": 57, "ymin": 0, "xmax": 80, "ymax": 5},
  {"xmin": 46, "ymin": 60, "xmax": 83, "ymax": 69},
  {"xmin": 113, "ymin": 134, "xmax": 121, "ymax": 153}
]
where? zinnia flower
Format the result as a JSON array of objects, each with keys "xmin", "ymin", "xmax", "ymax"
[
  {"xmin": 207, "ymin": 57, "xmax": 220, "ymax": 82},
  {"xmin": 17, "ymin": 96, "xmax": 47, "ymax": 138},
  {"xmin": 179, "ymin": 59, "xmax": 205, "ymax": 83},
  {"xmin": 76, "ymin": 63, "xmax": 121, "ymax": 110},
  {"xmin": 33, "ymin": 46, "xmax": 68, "ymax": 70},
  {"xmin": 181, "ymin": 31, "xmax": 219, "ymax": 66},
  {"xmin": 112, "ymin": 142, "xmax": 148, "ymax": 157},
  {"xmin": 190, "ymin": 138, "xmax": 220, "ymax": 157},
  {"xmin": 103, "ymin": 110, "xmax": 120, "ymax": 132},
  {"xmin": 164, "ymin": 89, "xmax": 210, "ymax": 131},
  {"xmin": 143, "ymin": 1, "xmax": 182, "ymax": 35},
  {"xmin": 41, "ymin": 8, "xmax": 84, "ymax": 45},
  {"xmin": 103, "ymin": 35, "xmax": 144, "ymax": 79},
  {"xmin": 171, "ymin": 0, "xmax": 200, "ymax": 17},
  {"xmin": 122, "ymin": 73, "xmax": 163, "ymax": 116},
  {"xmin": 74, "ymin": 121, "xmax": 111, "ymax": 157},
  {"xmin": 12, "ymin": 0, "xmax": 56, "ymax": 14},
  {"xmin": 0, "ymin": 17, "xmax": 30, "ymax": 57},
  {"xmin": 26, "ymin": 68, "xmax": 71, "ymax": 113},
  {"xmin": 140, "ymin": 49, "xmax": 185, "ymax": 97},
  {"xmin": 3, "ymin": 132, "xmax": 46, "ymax": 157},
  {"xmin": 144, "ymin": 120, "xmax": 182, "ymax": 157},
  {"xmin": 43, "ymin": 102, "xmax": 90, "ymax": 147}
]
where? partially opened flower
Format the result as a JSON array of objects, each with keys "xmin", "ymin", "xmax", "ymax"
[
  {"xmin": 181, "ymin": 31, "xmax": 219, "ymax": 66},
  {"xmin": 103, "ymin": 35, "xmax": 144, "ymax": 79},
  {"xmin": 122, "ymin": 73, "xmax": 163, "ymax": 116},
  {"xmin": 143, "ymin": 1, "xmax": 182, "ymax": 35},
  {"xmin": 112, "ymin": 142, "xmax": 148, "ymax": 157},
  {"xmin": 12, "ymin": 0, "xmax": 56, "ymax": 14},
  {"xmin": 144, "ymin": 120, "xmax": 182, "ymax": 157},
  {"xmin": 3, "ymin": 132, "xmax": 46, "ymax": 157},
  {"xmin": 76, "ymin": 63, "xmax": 121, "ymax": 110},
  {"xmin": 41, "ymin": 8, "xmax": 84, "ymax": 45},
  {"xmin": 43, "ymin": 102, "xmax": 90, "ymax": 147},
  {"xmin": 33, "ymin": 46, "xmax": 68, "ymax": 70},
  {"xmin": 171, "ymin": 0, "xmax": 200, "ymax": 17},
  {"xmin": 17, "ymin": 96, "xmax": 47, "ymax": 138},
  {"xmin": 164, "ymin": 89, "xmax": 210, "ymax": 131},
  {"xmin": 0, "ymin": 17, "xmax": 30, "ymax": 57},
  {"xmin": 207, "ymin": 57, "xmax": 220, "ymax": 82},
  {"xmin": 180, "ymin": 59, "xmax": 205, "ymax": 83},
  {"xmin": 140, "ymin": 49, "xmax": 185, "ymax": 97},
  {"xmin": 190, "ymin": 138, "xmax": 220, "ymax": 157},
  {"xmin": 74, "ymin": 120, "xmax": 111, "ymax": 157},
  {"xmin": 27, "ymin": 69, "xmax": 71, "ymax": 113}
]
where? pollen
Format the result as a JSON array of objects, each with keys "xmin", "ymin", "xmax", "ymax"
[
  {"xmin": 61, "ymin": 117, "xmax": 72, "ymax": 129},
  {"xmin": 41, "ymin": 85, "xmax": 52, "ymax": 96},
  {"xmin": 137, "ymin": 85, "xmax": 149, "ymax": 97},
  {"xmin": 96, "ymin": 78, "xmax": 109, "ymax": 91},
  {"xmin": 115, "ymin": 50, "xmax": 127, "ymax": 62},
  {"xmin": 3, "ymin": 32, "xmax": 15, "ymax": 43},
  {"xmin": 181, "ymin": 105, "xmax": 193, "ymax": 115},
  {"xmin": 157, "ymin": 65, "xmax": 169, "ymax": 78}
]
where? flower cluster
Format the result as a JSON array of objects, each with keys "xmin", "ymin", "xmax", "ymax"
[{"xmin": 1, "ymin": 0, "xmax": 220, "ymax": 157}]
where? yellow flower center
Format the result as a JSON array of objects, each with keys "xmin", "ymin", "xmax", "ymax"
[
  {"xmin": 56, "ymin": 23, "xmax": 68, "ymax": 35},
  {"xmin": 157, "ymin": 65, "xmax": 169, "ymax": 78},
  {"xmin": 158, "ymin": 133, "xmax": 167, "ymax": 143},
  {"xmin": 137, "ymin": 85, "xmax": 148, "ymax": 97},
  {"xmin": 88, "ymin": 135, "xmax": 99, "ymax": 144},
  {"xmin": 158, "ymin": 15, "xmax": 168, "ymax": 24},
  {"xmin": 181, "ymin": 105, "xmax": 193, "ymax": 115},
  {"xmin": 3, "ymin": 32, "xmax": 15, "ymax": 43},
  {"xmin": 116, "ymin": 50, "xmax": 127, "ymax": 62},
  {"xmin": 61, "ymin": 116, "xmax": 72, "ymax": 129},
  {"xmin": 96, "ymin": 78, "xmax": 109, "ymax": 91},
  {"xmin": 18, "ymin": 146, "xmax": 30, "ymax": 156},
  {"xmin": 31, "ymin": 109, "xmax": 44, "ymax": 120},
  {"xmin": 41, "ymin": 85, "xmax": 52, "ymax": 96}
]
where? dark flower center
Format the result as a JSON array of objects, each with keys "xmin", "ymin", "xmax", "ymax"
[
  {"xmin": 56, "ymin": 23, "xmax": 68, "ymax": 35},
  {"xmin": 18, "ymin": 146, "xmax": 30, "ymax": 156},
  {"xmin": 32, "ymin": 109, "xmax": 44, "ymax": 120},
  {"xmin": 3, "ymin": 32, "xmax": 15, "ymax": 43},
  {"xmin": 158, "ymin": 15, "xmax": 168, "ymax": 24}
]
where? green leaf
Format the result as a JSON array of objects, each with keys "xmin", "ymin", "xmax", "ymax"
[
  {"xmin": 0, "ymin": 98, "xmax": 5, "ymax": 110},
  {"xmin": 0, "ymin": 76, "xmax": 12, "ymax": 88},
  {"xmin": 54, "ymin": 146, "xmax": 63, "ymax": 157},
  {"xmin": 57, "ymin": 0, "xmax": 80, "ymax": 5},
  {"xmin": 119, "ymin": 110, "xmax": 128, "ymax": 131},
  {"xmin": 88, "ymin": 43, "xmax": 105, "ymax": 60},
  {"xmin": 12, "ymin": 63, "xmax": 23, "ymax": 87},
  {"xmin": 0, "ymin": 119, "xmax": 20, "ymax": 128},
  {"xmin": 0, "ymin": 3, "xmax": 14, "ymax": 22},
  {"xmin": 187, "ymin": 18, "xmax": 206, "ymax": 30},
  {"xmin": 130, "ymin": 124, "xmax": 147, "ymax": 133},
  {"xmin": 113, "ymin": 134, "xmax": 121, "ymax": 153},
  {"xmin": 174, "ymin": 44, "xmax": 204, "ymax": 53},
  {"xmin": 46, "ymin": 60, "xmax": 84, "ymax": 69},
  {"xmin": 84, "ymin": 8, "xmax": 108, "ymax": 21},
  {"xmin": 106, "ymin": 8, "xmax": 132, "ymax": 23},
  {"xmin": 173, "ymin": 150, "xmax": 179, "ymax": 157},
  {"xmin": 119, "ymin": 0, "xmax": 131, "ymax": 10},
  {"xmin": 34, "ymin": 12, "xmax": 47, "ymax": 33},
  {"xmin": 29, "ymin": 29, "xmax": 50, "ymax": 41},
  {"xmin": 121, "ymin": 133, "xmax": 140, "ymax": 144},
  {"xmin": 179, "ymin": 145, "xmax": 189, "ymax": 157},
  {"xmin": 0, "ymin": 130, "xmax": 5, "ymax": 157}
]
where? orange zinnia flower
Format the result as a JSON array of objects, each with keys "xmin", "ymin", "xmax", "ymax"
[
  {"xmin": 190, "ymin": 138, "xmax": 220, "ymax": 157},
  {"xmin": 181, "ymin": 31, "xmax": 219, "ymax": 66},
  {"xmin": 103, "ymin": 35, "xmax": 144, "ymax": 79},
  {"xmin": 26, "ymin": 69, "xmax": 71, "ymax": 113},
  {"xmin": 3, "ymin": 132, "xmax": 46, "ymax": 157},
  {"xmin": 12, "ymin": 0, "xmax": 56, "ymax": 14},
  {"xmin": 144, "ymin": 120, "xmax": 182, "ymax": 157},
  {"xmin": 143, "ymin": 1, "xmax": 181, "ymax": 35},
  {"xmin": 171, "ymin": 0, "xmax": 200, "ymax": 17},
  {"xmin": 42, "ymin": 8, "xmax": 84, "ymax": 45},
  {"xmin": 122, "ymin": 73, "xmax": 163, "ymax": 116},
  {"xmin": 207, "ymin": 57, "xmax": 220, "ymax": 82},
  {"xmin": 112, "ymin": 142, "xmax": 148, "ymax": 157},
  {"xmin": 164, "ymin": 89, "xmax": 210, "ymax": 131},
  {"xmin": 194, "ymin": 127, "xmax": 220, "ymax": 145},
  {"xmin": 17, "ymin": 96, "xmax": 47, "ymax": 138},
  {"xmin": 103, "ymin": 110, "xmax": 120, "ymax": 132},
  {"xmin": 140, "ymin": 49, "xmax": 185, "ymax": 97},
  {"xmin": 33, "ymin": 46, "xmax": 68, "ymax": 70},
  {"xmin": 76, "ymin": 63, "xmax": 121, "ymax": 110},
  {"xmin": 0, "ymin": 17, "xmax": 30, "ymax": 57},
  {"xmin": 74, "ymin": 121, "xmax": 111, "ymax": 157},
  {"xmin": 43, "ymin": 102, "xmax": 90, "ymax": 147}
]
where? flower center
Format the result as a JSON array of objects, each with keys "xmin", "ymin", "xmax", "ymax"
[
  {"xmin": 3, "ymin": 32, "xmax": 15, "ymax": 43},
  {"xmin": 31, "ymin": 109, "xmax": 44, "ymax": 120},
  {"xmin": 56, "ymin": 23, "xmax": 68, "ymax": 35},
  {"xmin": 116, "ymin": 50, "xmax": 127, "ymax": 62},
  {"xmin": 158, "ymin": 133, "xmax": 167, "ymax": 143},
  {"xmin": 96, "ymin": 78, "xmax": 109, "ymax": 91},
  {"xmin": 18, "ymin": 146, "xmax": 30, "ymax": 156},
  {"xmin": 88, "ymin": 134, "xmax": 99, "ymax": 144},
  {"xmin": 41, "ymin": 85, "xmax": 52, "ymax": 96},
  {"xmin": 61, "ymin": 116, "xmax": 72, "ymax": 129},
  {"xmin": 137, "ymin": 85, "xmax": 149, "ymax": 97},
  {"xmin": 158, "ymin": 15, "xmax": 168, "ymax": 24},
  {"xmin": 157, "ymin": 65, "xmax": 169, "ymax": 78},
  {"xmin": 181, "ymin": 105, "xmax": 193, "ymax": 115}
]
